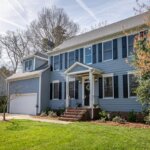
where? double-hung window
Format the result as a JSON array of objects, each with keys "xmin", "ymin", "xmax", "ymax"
[
  {"xmin": 54, "ymin": 55, "xmax": 60, "ymax": 71},
  {"xmin": 53, "ymin": 81, "xmax": 59, "ymax": 99},
  {"xmin": 25, "ymin": 59, "xmax": 32, "ymax": 71},
  {"xmin": 69, "ymin": 51, "xmax": 75, "ymax": 66},
  {"xmin": 84, "ymin": 46, "xmax": 92, "ymax": 64},
  {"xmin": 103, "ymin": 74, "xmax": 114, "ymax": 98},
  {"xmin": 128, "ymin": 35, "xmax": 135, "ymax": 56},
  {"xmin": 103, "ymin": 41, "xmax": 113, "ymax": 61},
  {"xmin": 128, "ymin": 73, "xmax": 138, "ymax": 97}
]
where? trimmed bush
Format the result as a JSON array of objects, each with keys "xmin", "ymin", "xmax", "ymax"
[{"xmin": 112, "ymin": 116, "xmax": 126, "ymax": 124}]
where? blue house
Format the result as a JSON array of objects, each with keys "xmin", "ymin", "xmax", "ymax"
[{"xmin": 7, "ymin": 12, "xmax": 149, "ymax": 119}]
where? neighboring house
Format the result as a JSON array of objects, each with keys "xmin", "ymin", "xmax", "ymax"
[
  {"xmin": 0, "ymin": 72, "xmax": 7, "ymax": 96},
  {"xmin": 7, "ymin": 12, "xmax": 149, "ymax": 117}
]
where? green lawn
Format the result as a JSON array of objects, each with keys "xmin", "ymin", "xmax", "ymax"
[{"xmin": 0, "ymin": 120, "xmax": 150, "ymax": 150}]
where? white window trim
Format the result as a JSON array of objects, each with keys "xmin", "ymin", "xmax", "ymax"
[
  {"xmin": 102, "ymin": 73, "xmax": 114, "ymax": 99},
  {"xmin": 53, "ymin": 55, "xmax": 60, "ymax": 71},
  {"xmin": 127, "ymin": 71, "xmax": 137, "ymax": 98},
  {"xmin": 84, "ymin": 46, "xmax": 92, "ymax": 65},
  {"xmin": 24, "ymin": 59, "xmax": 33, "ymax": 72},
  {"xmin": 102, "ymin": 40, "xmax": 113, "ymax": 62},
  {"xmin": 52, "ymin": 80, "xmax": 60, "ymax": 100}
]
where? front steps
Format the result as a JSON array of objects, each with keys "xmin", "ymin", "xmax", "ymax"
[{"xmin": 60, "ymin": 108, "xmax": 91, "ymax": 121}]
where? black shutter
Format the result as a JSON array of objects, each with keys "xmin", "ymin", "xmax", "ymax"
[
  {"xmin": 50, "ymin": 56, "xmax": 53, "ymax": 71},
  {"xmin": 59, "ymin": 82, "xmax": 62, "ymax": 99},
  {"xmin": 114, "ymin": 76, "xmax": 119, "ymax": 98},
  {"xmin": 80, "ymin": 48, "xmax": 83, "ymax": 63},
  {"xmin": 50, "ymin": 83, "xmax": 53, "ymax": 100},
  {"xmin": 113, "ymin": 39, "xmax": 118, "ymax": 59},
  {"xmin": 64, "ymin": 82, "xmax": 66, "ymax": 99},
  {"xmin": 60, "ymin": 54, "xmax": 63, "ymax": 70},
  {"xmin": 123, "ymin": 74, "xmax": 128, "ymax": 98},
  {"xmin": 65, "ymin": 53, "xmax": 68, "ymax": 69},
  {"xmin": 98, "ymin": 43, "xmax": 102, "ymax": 62},
  {"xmin": 75, "ymin": 80, "xmax": 79, "ymax": 99},
  {"xmin": 122, "ymin": 36, "xmax": 127, "ymax": 58},
  {"xmin": 99, "ymin": 77, "xmax": 103, "ymax": 98},
  {"xmin": 92, "ymin": 44, "xmax": 97, "ymax": 64},
  {"xmin": 75, "ymin": 49, "xmax": 79, "ymax": 61}
]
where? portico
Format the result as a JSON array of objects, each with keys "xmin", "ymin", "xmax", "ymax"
[{"xmin": 64, "ymin": 62, "xmax": 102, "ymax": 119}]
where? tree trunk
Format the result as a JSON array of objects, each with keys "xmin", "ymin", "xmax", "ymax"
[{"xmin": 3, "ymin": 106, "xmax": 6, "ymax": 121}]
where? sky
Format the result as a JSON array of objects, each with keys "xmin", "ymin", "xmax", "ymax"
[{"xmin": 0, "ymin": 0, "xmax": 149, "ymax": 67}]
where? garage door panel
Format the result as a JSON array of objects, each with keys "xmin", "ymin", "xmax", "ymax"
[{"xmin": 10, "ymin": 93, "xmax": 37, "ymax": 115}]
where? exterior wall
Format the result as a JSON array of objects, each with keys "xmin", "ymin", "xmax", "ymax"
[
  {"xmin": 48, "ymin": 35, "xmax": 142, "ymax": 112},
  {"xmin": 35, "ymin": 58, "xmax": 47, "ymax": 70},
  {"xmin": 0, "ymin": 75, "xmax": 7, "ymax": 96},
  {"xmin": 41, "ymin": 69, "xmax": 51, "ymax": 111},
  {"xmin": 9, "ymin": 78, "xmax": 40, "ymax": 113}
]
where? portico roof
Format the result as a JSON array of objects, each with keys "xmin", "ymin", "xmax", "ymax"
[{"xmin": 65, "ymin": 62, "xmax": 103, "ymax": 76}]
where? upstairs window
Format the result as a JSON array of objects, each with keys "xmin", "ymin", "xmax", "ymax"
[
  {"xmin": 69, "ymin": 51, "xmax": 75, "ymax": 66},
  {"xmin": 84, "ymin": 46, "xmax": 92, "ymax": 64},
  {"xmin": 25, "ymin": 59, "xmax": 32, "ymax": 71},
  {"xmin": 103, "ymin": 41, "xmax": 113, "ymax": 61},
  {"xmin": 103, "ymin": 75, "xmax": 113, "ymax": 98},
  {"xmin": 128, "ymin": 35, "xmax": 135, "ymax": 56},
  {"xmin": 54, "ymin": 55, "xmax": 60, "ymax": 71},
  {"xmin": 128, "ymin": 73, "xmax": 138, "ymax": 97}
]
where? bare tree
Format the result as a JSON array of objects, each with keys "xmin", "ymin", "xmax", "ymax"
[
  {"xmin": 0, "ymin": 31, "xmax": 31, "ymax": 72},
  {"xmin": 27, "ymin": 6, "xmax": 79, "ymax": 52}
]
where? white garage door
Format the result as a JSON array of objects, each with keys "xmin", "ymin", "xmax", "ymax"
[{"xmin": 9, "ymin": 93, "xmax": 37, "ymax": 115}]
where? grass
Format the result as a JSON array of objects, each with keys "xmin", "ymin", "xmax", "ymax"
[{"xmin": 0, "ymin": 120, "xmax": 150, "ymax": 150}]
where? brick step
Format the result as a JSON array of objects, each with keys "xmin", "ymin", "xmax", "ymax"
[
  {"xmin": 62, "ymin": 114, "xmax": 83, "ymax": 118},
  {"xmin": 66, "ymin": 109, "xmax": 87, "ymax": 113},
  {"xmin": 59, "ymin": 117, "xmax": 80, "ymax": 121},
  {"xmin": 64, "ymin": 111, "xmax": 84, "ymax": 115}
]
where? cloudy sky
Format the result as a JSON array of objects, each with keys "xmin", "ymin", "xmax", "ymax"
[
  {"xmin": 0, "ymin": 0, "xmax": 149, "ymax": 35},
  {"xmin": 0, "ymin": 0, "xmax": 149, "ymax": 67}
]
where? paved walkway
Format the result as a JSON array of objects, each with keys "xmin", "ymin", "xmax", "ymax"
[{"xmin": 0, "ymin": 114, "xmax": 71, "ymax": 124}]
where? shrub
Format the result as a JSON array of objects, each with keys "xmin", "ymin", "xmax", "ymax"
[
  {"xmin": 144, "ymin": 113, "xmax": 150, "ymax": 125},
  {"xmin": 48, "ymin": 111, "xmax": 57, "ymax": 117},
  {"xmin": 99, "ymin": 111, "xmax": 110, "ymax": 121},
  {"xmin": 112, "ymin": 116, "xmax": 126, "ymax": 124},
  {"xmin": 99, "ymin": 118, "xmax": 106, "ymax": 123},
  {"xmin": 40, "ymin": 111, "xmax": 47, "ymax": 117},
  {"xmin": 128, "ymin": 110, "xmax": 137, "ymax": 122}
]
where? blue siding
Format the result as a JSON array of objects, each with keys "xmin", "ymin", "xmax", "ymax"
[
  {"xmin": 48, "ymin": 36, "xmax": 142, "ymax": 112},
  {"xmin": 35, "ymin": 58, "xmax": 47, "ymax": 70}
]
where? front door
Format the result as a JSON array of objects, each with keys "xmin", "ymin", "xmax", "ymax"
[{"xmin": 84, "ymin": 81, "xmax": 90, "ymax": 106}]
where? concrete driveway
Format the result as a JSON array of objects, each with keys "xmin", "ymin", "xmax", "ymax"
[{"xmin": 0, "ymin": 114, "xmax": 71, "ymax": 124}]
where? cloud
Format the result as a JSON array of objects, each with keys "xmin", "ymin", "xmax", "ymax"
[{"xmin": 75, "ymin": 0, "xmax": 98, "ymax": 23}]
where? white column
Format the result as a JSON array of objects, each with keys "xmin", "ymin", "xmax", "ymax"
[
  {"xmin": 66, "ymin": 75, "xmax": 69, "ymax": 108},
  {"xmin": 89, "ymin": 70, "xmax": 94, "ymax": 119}
]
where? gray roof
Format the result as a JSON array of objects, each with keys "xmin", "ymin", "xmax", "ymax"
[{"xmin": 48, "ymin": 11, "xmax": 149, "ymax": 54}]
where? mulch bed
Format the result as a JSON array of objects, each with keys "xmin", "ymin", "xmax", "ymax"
[{"xmin": 92, "ymin": 121, "xmax": 150, "ymax": 128}]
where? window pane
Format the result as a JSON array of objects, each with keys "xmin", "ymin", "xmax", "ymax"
[
  {"xmin": 54, "ymin": 55, "xmax": 59, "ymax": 70},
  {"xmin": 129, "ymin": 74, "xmax": 138, "ymax": 97},
  {"xmin": 104, "ymin": 76, "xmax": 113, "ymax": 97},
  {"xmin": 69, "ymin": 51, "xmax": 75, "ymax": 66},
  {"xmin": 103, "ymin": 41, "xmax": 112, "ymax": 60},
  {"xmin": 29, "ymin": 60, "xmax": 32, "ymax": 70},
  {"xmin": 128, "ymin": 35, "xmax": 135, "ymax": 56},
  {"xmin": 54, "ymin": 83, "xmax": 59, "ymax": 99},
  {"xmin": 85, "ymin": 47, "xmax": 92, "ymax": 64},
  {"xmin": 69, "ymin": 81, "xmax": 75, "ymax": 98}
]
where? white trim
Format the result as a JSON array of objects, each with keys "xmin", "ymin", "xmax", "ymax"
[
  {"xmin": 67, "ymin": 70, "xmax": 90, "ymax": 75},
  {"xmin": 65, "ymin": 62, "xmax": 93, "ymax": 74},
  {"xmin": 35, "ymin": 56, "xmax": 48, "ymax": 61},
  {"xmin": 102, "ymin": 73, "xmax": 114, "ymax": 99},
  {"xmin": 127, "ymin": 71, "xmax": 137, "ymax": 98},
  {"xmin": 52, "ymin": 80, "xmax": 60, "ymax": 100},
  {"xmin": 33, "ymin": 57, "xmax": 36, "ymax": 70}
]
